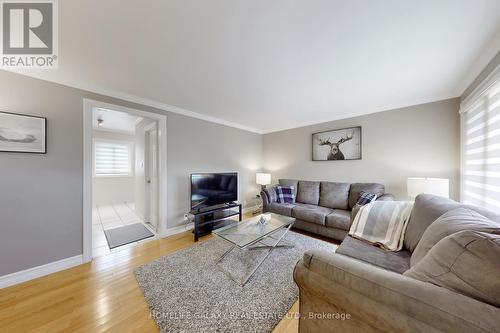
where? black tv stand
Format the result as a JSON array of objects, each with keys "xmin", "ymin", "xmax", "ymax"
[{"xmin": 191, "ymin": 203, "xmax": 242, "ymax": 242}]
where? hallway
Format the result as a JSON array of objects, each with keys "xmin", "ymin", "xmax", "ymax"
[{"xmin": 92, "ymin": 202, "xmax": 156, "ymax": 257}]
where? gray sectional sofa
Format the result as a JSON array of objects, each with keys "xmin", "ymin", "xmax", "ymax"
[
  {"xmin": 261, "ymin": 179, "xmax": 394, "ymax": 241},
  {"xmin": 294, "ymin": 194, "xmax": 500, "ymax": 333}
]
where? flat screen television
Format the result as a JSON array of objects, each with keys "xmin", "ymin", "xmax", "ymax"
[{"xmin": 191, "ymin": 172, "xmax": 238, "ymax": 211}]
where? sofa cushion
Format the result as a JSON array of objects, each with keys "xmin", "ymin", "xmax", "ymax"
[
  {"xmin": 348, "ymin": 183, "xmax": 385, "ymax": 209},
  {"xmin": 267, "ymin": 202, "xmax": 295, "ymax": 216},
  {"xmin": 336, "ymin": 236, "xmax": 411, "ymax": 273},
  {"xmin": 404, "ymin": 230, "xmax": 500, "ymax": 307},
  {"xmin": 278, "ymin": 179, "xmax": 298, "ymax": 197},
  {"xmin": 403, "ymin": 194, "xmax": 500, "ymax": 253},
  {"xmin": 296, "ymin": 181, "xmax": 320, "ymax": 205},
  {"xmin": 326, "ymin": 210, "xmax": 351, "ymax": 230},
  {"xmin": 263, "ymin": 186, "xmax": 278, "ymax": 203},
  {"xmin": 292, "ymin": 203, "xmax": 333, "ymax": 226},
  {"xmin": 411, "ymin": 208, "xmax": 500, "ymax": 266},
  {"xmin": 319, "ymin": 182, "xmax": 350, "ymax": 209}
]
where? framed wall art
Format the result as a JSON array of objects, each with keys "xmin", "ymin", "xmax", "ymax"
[
  {"xmin": 0, "ymin": 111, "xmax": 47, "ymax": 153},
  {"xmin": 312, "ymin": 126, "xmax": 361, "ymax": 161}
]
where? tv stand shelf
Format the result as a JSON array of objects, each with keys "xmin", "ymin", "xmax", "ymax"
[{"xmin": 191, "ymin": 203, "xmax": 242, "ymax": 241}]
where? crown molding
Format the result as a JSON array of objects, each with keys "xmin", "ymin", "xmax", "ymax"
[
  {"xmin": 262, "ymin": 95, "xmax": 458, "ymax": 134},
  {"xmin": 1, "ymin": 70, "xmax": 264, "ymax": 134},
  {"xmin": 456, "ymin": 29, "xmax": 500, "ymax": 97}
]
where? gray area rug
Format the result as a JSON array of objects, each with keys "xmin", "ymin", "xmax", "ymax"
[
  {"xmin": 135, "ymin": 230, "xmax": 337, "ymax": 333},
  {"xmin": 104, "ymin": 223, "xmax": 154, "ymax": 249}
]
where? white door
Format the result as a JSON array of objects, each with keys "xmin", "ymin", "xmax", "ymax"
[{"xmin": 145, "ymin": 124, "xmax": 159, "ymax": 231}]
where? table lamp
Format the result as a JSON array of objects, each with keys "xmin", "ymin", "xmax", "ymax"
[
  {"xmin": 407, "ymin": 177, "xmax": 449, "ymax": 199},
  {"xmin": 256, "ymin": 173, "xmax": 271, "ymax": 190}
]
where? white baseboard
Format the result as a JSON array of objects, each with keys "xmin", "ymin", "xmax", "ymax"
[
  {"xmin": 0, "ymin": 255, "xmax": 83, "ymax": 289},
  {"xmin": 160, "ymin": 222, "xmax": 194, "ymax": 238}
]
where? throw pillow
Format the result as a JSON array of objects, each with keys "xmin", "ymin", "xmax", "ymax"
[
  {"xmin": 404, "ymin": 230, "xmax": 500, "ymax": 307},
  {"xmin": 410, "ymin": 208, "xmax": 500, "ymax": 267},
  {"xmin": 356, "ymin": 191, "xmax": 377, "ymax": 205},
  {"xmin": 276, "ymin": 185, "xmax": 295, "ymax": 204},
  {"xmin": 263, "ymin": 186, "xmax": 278, "ymax": 203}
]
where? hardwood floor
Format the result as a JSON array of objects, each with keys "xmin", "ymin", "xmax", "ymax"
[{"xmin": 0, "ymin": 227, "xmax": 300, "ymax": 333}]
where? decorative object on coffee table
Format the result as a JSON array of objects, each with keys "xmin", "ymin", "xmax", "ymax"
[
  {"xmin": 0, "ymin": 111, "xmax": 47, "ymax": 153},
  {"xmin": 213, "ymin": 213, "xmax": 295, "ymax": 286},
  {"xmin": 312, "ymin": 126, "xmax": 361, "ymax": 161}
]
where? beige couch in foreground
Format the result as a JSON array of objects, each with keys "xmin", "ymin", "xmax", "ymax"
[{"xmin": 294, "ymin": 194, "xmax": 500, "ymax": 332}]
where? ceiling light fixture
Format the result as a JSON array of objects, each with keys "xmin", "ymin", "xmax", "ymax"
[{"xmin": 97, "ymin": 118, "xmax": 104, "ymax": 127}]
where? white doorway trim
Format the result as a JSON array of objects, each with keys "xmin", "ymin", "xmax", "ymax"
[
  {"xmin": 143, "ymin": 121, "xmax": 158, "ymax": 231},
  {"xmin": 82, "ymin": 99, "xmax": 168, "ymax": 263}
]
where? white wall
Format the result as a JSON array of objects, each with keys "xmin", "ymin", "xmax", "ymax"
[
  {"xmin": 263, "ymin": 99, "xmax": 461, "ymax": 200},
  {"xmin": 92, "ymin": 130, "xmax": 136, "ymax": 206}
]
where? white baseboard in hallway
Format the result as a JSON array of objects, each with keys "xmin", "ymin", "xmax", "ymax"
[{"xmin": 0, "ymin": 255, "xmax": 83, "ymax": 289}]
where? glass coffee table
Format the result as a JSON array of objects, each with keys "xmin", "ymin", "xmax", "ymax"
[{"xmin": 213, "ymin": 213, "xmax": 296, "ymax": 286}]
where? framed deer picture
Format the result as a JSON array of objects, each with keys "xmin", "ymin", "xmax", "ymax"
[{"xmin": 312, "ymin": 126, "xmax": 361, "ymax": 161}]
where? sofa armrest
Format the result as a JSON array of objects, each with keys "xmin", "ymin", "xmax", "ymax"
[
  {"xmin": 376, "ymin": 193, "xmax": 395, "ymax": 201},
  {"xmin": 294, "ymin": 250, "xmax": 500, "ymax": 333},
  {"xmin": 260, "ymin": 190, "xmax": 270, "ymax": 212}
]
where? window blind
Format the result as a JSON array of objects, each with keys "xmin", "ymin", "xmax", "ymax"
[
  {"xmin": 461, "ymin": 69, "xmax": 500, "ymax": 211},
  {"xmin": 94, "ymin": 141, "xmax": 131, "ymax": 176}
]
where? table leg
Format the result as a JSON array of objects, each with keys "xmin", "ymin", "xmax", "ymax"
[
  {"xmin": 215, "ymin": 222, "xmax": 294, "ymax": 287},
  {"xmin": 239, "ymin": 223, "xmax": 294, "ymax": 286},
  {"xmin": 216, "ymin": 244, "xmax": 235, "ymax": 263}
]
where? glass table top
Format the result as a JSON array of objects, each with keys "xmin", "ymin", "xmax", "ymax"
[{"xmin": 213, "ymin": 213, "xmax": 295, "ymax": 248}]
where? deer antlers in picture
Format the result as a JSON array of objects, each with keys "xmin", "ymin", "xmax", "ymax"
[{"xmin": 317, "ymin": 131, "xmax": 354, "ymax": 160}]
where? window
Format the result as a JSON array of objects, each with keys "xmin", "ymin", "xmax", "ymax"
[
  {"xmin": 461, "ymin": 66, "xmax": 500, "ymax": 211},
  {"xmin": 93, "ymin": 140, "xmax": 133, "ymax": 177}
]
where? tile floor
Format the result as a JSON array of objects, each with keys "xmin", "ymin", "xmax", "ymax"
[{"xmin": 92, "ymin": 202, "xmax": 156, "ymax": 257}]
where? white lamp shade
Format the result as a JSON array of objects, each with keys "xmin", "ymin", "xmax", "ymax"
[
  {"xmin": 256, "ymin": 173, "xmax": 271, "ymax": 186},
  {"xmin": 407, "ymin": 177, "xmax": 449, "ymax": 198}
]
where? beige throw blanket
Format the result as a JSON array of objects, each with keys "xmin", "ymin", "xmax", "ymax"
[{"xmin": 349, "ymin": 201, "xmax": 413, "ymax": 251}]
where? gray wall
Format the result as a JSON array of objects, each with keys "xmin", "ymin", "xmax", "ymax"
[
  {"xmin": 0, "ymin": 70, "xmax": 262, "ymax": 276},
  {"xmin": 262, "ymin": 99, "xmax": 461, "ymax": 201},
  {"xmin": 0, "ymin": 69, "xmax": 461, "ymax": 277}
]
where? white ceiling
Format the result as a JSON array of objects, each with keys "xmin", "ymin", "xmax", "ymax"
[
  {"xmin": 8, "ymin": 0, "xmax": 500, "ymax": 133},
  {"xmin": 93, "ymin": 108, "xmax": 142, "ymax": 133}
]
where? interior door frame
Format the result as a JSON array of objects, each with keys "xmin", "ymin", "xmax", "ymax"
[
  {"xmin": 82, "ymin": 99, "xmax": 168, "ymax": 263},
  {"xmin": 143, "ymin": 121, "xmax": 159, "ymax": 230}
]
